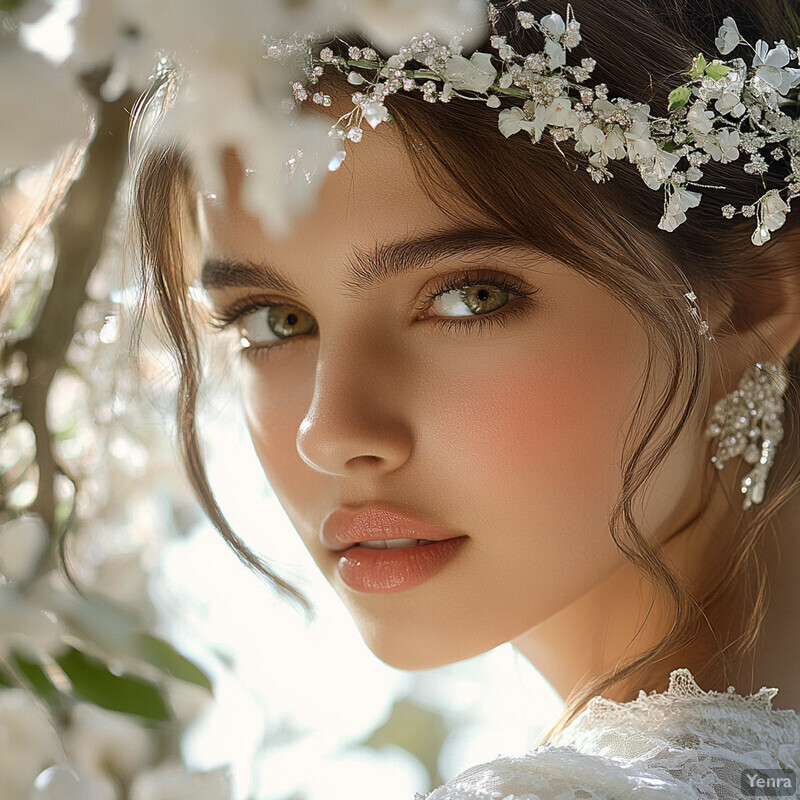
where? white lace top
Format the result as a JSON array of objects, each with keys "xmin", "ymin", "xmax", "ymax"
[{"xmin": 415, "ymin": 668, "xmax": 800, "ymax": 800}]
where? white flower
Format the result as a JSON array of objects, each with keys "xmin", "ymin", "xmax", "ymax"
[
  {"xmin": 540, "ymin": 12, "xmax": 566, "ymax": 69},
  {"xmin": 129, "ymin": 762, "xmax": 233, "ymax": 800},
  {"xmin": 545, "ymin": 95, "xmax": 579, "ymax": 130},
  {"xmin": 528, "ymin": 101, "xmax": 554, "ymax": 143},
  {"xmin": 347, "ymin": 0, "xmax": 487, "ymax": 52},
  {"xmin": 761, "ymin": 190, "xmax": 790, "ymax": 231},
  {"xmin": 63, "ymin": 704, "xmax": 157, "ymax": 784},
  {"xmin": 0, "ymin": 42, "xmax": 91, "ymax": 177},
  {"xmin": 442, "ymin": 51, "xmax": 497, "ymax": 92},
  {"xmin": 752, "ymin": 40, "xmax": 800, "ymax": 95},
  {"xmin": 362, "ymin": 100, "xmax": 389, "ymax": 128},
  {"xmin": 0, "ymin": 690, "xmax": 62, "ymax": 800},
  {"xmin": 640, "ymin": 147, "xmax": 682, "ymax": 190},
  {"xmin": 600, "ymin": 125, "xmax": 627, "ymax": 161},
  {"xmin": 0, "ymin": 514, "xmax": 48, "ymax": 583},
  {"xmin": 0, "ymin": 586, "xmax": 64, "ymax": 660},
  {"xmin": 497, "ymin": 106, "xmax": 535, "ymax": 137},
  {"xmin": 700, "ymin": 127, "xmax": 741, "ymax": 162},
  {"xmin": 659, "ymin": 185, "xmax": 703, "ymax": 231},
  {"xmin": 579, "ymin": 123, "xmax": 606, "ymax": 152},
  {"xmin": 715, "ymin": 17, "xmax": 742, "ymax": 55},
  {"xmin": 687, "ymin": 100, "xmax": 715, "ymax": 135},
  {"xmin": 624, "ymin": 107, "xmax": 657, "ymax": 163},
  {"xmin": 714, "ymin": 90, "xmax": 746, "ymax": 117},
  {"xmin": 31, "ymin": 765, "xmax": 119, "ymax": 800},
  {"xmin": 540, "ymin": 11, "xmax": 566, "ymax": 41}
]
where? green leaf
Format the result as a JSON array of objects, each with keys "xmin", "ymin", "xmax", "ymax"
[
  {"xmin": 0, "ymin": 663, "xmax": 15, "ymax": 688},
  {"xmin": 704, "ymin": 62, "xmax": 731, "ymax": 81},
  {"xmin": 662, "ymin": 140, "xmax": 679, "ymax": 153},
  {"xmin": 696, "ymin": 53, "xmax": 708, "ymax": 74},
  {"xmin": 135, "ymin": 634, "xmax": 213, "ymax": 693},
  {"xmin": 55, "ymin": 647, "xmax": 170, "ymax": 721},
  {"xmin": 668, "ymin": 86, "xmax": 692, "ymax": 112},
  {"xmin": 10, "ymin": 651, "xmax": 60, "ymax": 706}
]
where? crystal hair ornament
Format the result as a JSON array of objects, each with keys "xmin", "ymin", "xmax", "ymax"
[
  {"xmin": 705, "ymin": 360, "xmax": 790, "ymax": 510},
  {"xmin": 265, "ymin": 2, "xmax": 800, "ymax": 246}
]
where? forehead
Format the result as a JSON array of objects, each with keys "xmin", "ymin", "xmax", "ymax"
[{"xmin": 202, "ymin": 113, "xmax": 465, "ymax": 277}]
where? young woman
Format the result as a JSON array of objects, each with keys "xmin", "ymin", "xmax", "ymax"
[{"xmin": 130, "ymin": 1, "xmax": 800, "ymax": 796}]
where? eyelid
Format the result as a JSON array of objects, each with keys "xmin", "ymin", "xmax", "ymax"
[{"xmin": 208, "ymin": 266, "xmax": 539, "ymax": 333}]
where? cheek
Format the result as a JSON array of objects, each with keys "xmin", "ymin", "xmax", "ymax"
[{"xmin": 239, "ymin": 356, "xmax": 318, "ymax": 519}]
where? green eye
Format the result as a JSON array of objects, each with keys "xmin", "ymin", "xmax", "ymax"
[
  {"xmin": 431, "ymin": 284, "xmax": 511, "ymax": 317},
  {"xmin": 242, "ymin": 305, "xmax": 316, "ymax": 344}
]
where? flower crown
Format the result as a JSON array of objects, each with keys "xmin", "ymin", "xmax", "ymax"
[{"xmin": 265, "ymin": 2, "xmax": 800, "ymax": 247}]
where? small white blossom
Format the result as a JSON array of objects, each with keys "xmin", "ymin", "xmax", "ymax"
[
  {"xmin": 640, "ymin": 147, "xmax": 682, "ymax": 190},
  {"xmin": 540, "ymin": 12, "xmax": 567, "ymax": 69},
  {"xmin": 0, "ymin": 514, "xmax": 48, "ymax": 583},
  {"xmin": 687, "ymin": 100, "xmax": 715, "ymax": 135},
  {"xmin": 715, "ymin": 17, "xmax": 742, "ymax": 55},
  {"xmin": 623, "ymin": 106, "xmax": 658, "ymax": 163},
  {"xmin": 761, "ymin": 189, "xmax": 790, "ymax": 231},
  {"xmin": 442, "ymin": 51, "xmax": 497, "ymax": 92},
  {"xmin": 701, "ymin": 127, "xmax": 742, "ymax": 162},
  {"xmin": 752, "ymin": 40, "xmax": 800, "ymax": 95},
  {"xmin": 497, "ymin": 106, "xmax": 535, "ymax": 137},
  {"xmin": 659, "ymin": 185, "xmax": 703, "ymax": 231},
  {"xmin": 363, "ymin": 100, "xmax": 389, "ymax": 128},
  {"xmin": 578, "ymin": 123, "xmax": 606, "ymax": 152},
  {"xmin": 714, "ymin": 90, "xmax": 746, "ymax": 117}
]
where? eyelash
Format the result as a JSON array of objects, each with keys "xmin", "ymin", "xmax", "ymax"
[{"xmin": 208, "ymin": 267, "xmax": 540, "ymax": 362}]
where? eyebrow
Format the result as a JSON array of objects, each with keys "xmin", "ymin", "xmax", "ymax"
[{"xmin": 200, "ymin": 225, "xmax": 546, "ymax": 298}]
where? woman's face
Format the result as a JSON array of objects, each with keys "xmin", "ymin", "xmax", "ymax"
[{"xmin": 201, "ymin": 119, "xmax": 713, "ymax": 670}]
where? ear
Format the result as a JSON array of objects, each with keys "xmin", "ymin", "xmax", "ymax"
[{"xmin": 706, "ymin": 240, "xmax": 800, "ymax": 403}]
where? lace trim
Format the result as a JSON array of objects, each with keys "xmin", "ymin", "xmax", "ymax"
[{"xmin": 582, "ymin": 667, "xmax": 790, "ymax": 724}]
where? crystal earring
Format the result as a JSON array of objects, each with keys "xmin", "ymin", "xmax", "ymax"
[{"xmin": 705, "ymin": 360, "xmax": 790, "ymax": 510}]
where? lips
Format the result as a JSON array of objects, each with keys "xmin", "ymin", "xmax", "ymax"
[{"xmin": 321, "ymin": 505, "xmax": 466, "ymax": 552}]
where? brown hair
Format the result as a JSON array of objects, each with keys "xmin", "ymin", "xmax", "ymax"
[{"xmin": 129, "ymin": 0, "xmax": 800, "ymax": 746}]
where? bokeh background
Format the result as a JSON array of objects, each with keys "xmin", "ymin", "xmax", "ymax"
[{"xmin": 0, "ymin": 2, "xmax": 564, "ymax": 798}]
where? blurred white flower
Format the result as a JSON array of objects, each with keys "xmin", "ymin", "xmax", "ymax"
[
  {"xmin": 0, "ymin": 586, "xmax": 64, "ymax": 660},
  {"xmin": 346, "ymin": 0, "xmax": 487, "ymax": 52},
  {"xmin": 0, "ymin": 514, "xmax": 49, "ymax": 583},
  {"xmin": 63, "ymin": 703, "xmax": 157, "ymax": 784},
  {"xmin": 129, "ymin": 761, "xmax": 233, "ymax": 800},
  {"xmin": 442, "ymin": 52, "xmax": 497, "ymax": 92},
  {"xmin": 0, "ymin": 689, "xmax": 62, "ymax": 800},
  {"xmin": 67, "ymin": 0, "xmax": 161, "ymax": 101},
  {"xmin": 0, "ymin": 40, "xmax": 91, "ymax": 177},
  {"xmin": 32, "ymin": 764, "xmax": 119, "ymax": 800},
  {"xmin": 715, "ymin": 17, "xmax": 741, "ymax": 55}
]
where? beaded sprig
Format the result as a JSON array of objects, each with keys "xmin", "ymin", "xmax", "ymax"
[{"xmin": 265, "ymin": 1, "xmax": 800, "ymax": 246}]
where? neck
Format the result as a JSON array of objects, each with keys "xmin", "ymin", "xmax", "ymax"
[{"xmin": 512, "ymin": 466, "xmax": 800, "ymax": 708}]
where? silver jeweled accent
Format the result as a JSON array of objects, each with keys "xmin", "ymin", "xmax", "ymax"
[{"xmin": 705, "ymin": 360, "xmax": 790, "ymax": 509}]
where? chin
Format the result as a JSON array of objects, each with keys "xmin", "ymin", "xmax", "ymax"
[{"xmin": 352, "ymin": 611, "xmax": 496, "ymax": 671}]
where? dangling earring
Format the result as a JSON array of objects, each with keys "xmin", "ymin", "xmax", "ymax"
[{"xmin": 705, "ymin": 360, "xmax": 790, "ymax": 510}]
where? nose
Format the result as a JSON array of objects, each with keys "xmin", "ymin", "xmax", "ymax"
[{"xmin": 295, "ymin": 339, "xmax": 413, "ymax": 477}]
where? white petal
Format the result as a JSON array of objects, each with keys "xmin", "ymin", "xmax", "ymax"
[{"xmin": 540, "ymin": 12, "xmax": 566, "ymax": 39}]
